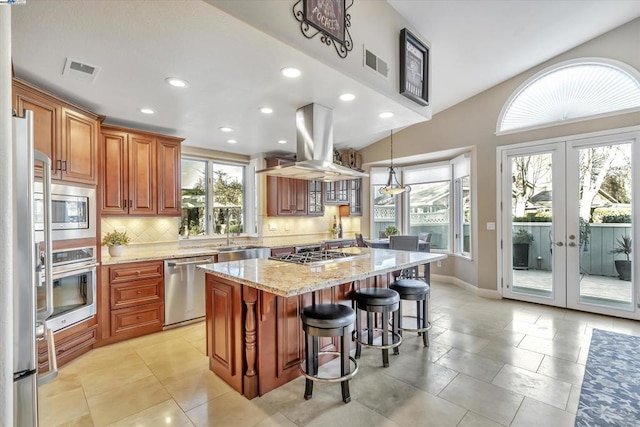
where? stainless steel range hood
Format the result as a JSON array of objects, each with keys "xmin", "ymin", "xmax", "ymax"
[{"xmin": 257, "ymin": 103, "xmax": 368, "ymax": 181}]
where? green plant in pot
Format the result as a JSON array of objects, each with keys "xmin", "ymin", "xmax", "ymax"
[
  {"xmin": 610, "ymin": 235, "xmax": 632, "ymax": 281},
  {"xmin": 102, "ymin": 230, "xmax": 131, "ymax": 257},
  {"xmin": 384, "ymin": 226, "xmax": 399, "ymax": 238},
  {"xmin": 512, "ymin": 229, "xmax": 534, "ymax": 270}
]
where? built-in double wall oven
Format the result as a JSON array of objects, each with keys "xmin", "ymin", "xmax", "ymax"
[
  {"xmin": 34, "ymin": 183, "xmax": 96, "ymax": 241},
  {"xmin": 39, "ymin": 246, "xmax": 98, "ymax": 332}
]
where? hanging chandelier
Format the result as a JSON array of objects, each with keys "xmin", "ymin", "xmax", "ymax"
[{"xmin": 379, "ymin": 129, "xmax": 410, "ymax": 195}]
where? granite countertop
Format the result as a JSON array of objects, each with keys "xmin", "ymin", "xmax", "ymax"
[
  {"xmin": 100, "ymin": 236, "xmax": 361, "ymax": 265},
  {"xmin": 198, "ymin": 247, "xmax": 447, "ymax": 297}
]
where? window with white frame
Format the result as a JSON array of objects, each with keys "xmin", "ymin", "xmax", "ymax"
[
  {"xmin": 370, "ymin": 154, "xmax": 471, "ymax": 256},
  {"xmin": 403, "ymin": 163, "xmax": 452, "ymax": 251},
  {"xmin": 180, "ymin": 158, "xmax": 246, "ymax": 237},
  {"xmin": 371, "ymin": 167, "xmax": 399, "ymax": 238}
]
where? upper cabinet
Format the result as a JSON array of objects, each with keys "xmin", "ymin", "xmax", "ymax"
[
  {"xmin": 100, "ymin": 125, "xmax": 182, "ymax": 216},
  {"xmin": 308, "ymin": 180, "xmax": 324, "ymax": 216},
  {"xmin": 13, "ymin": 78, "xmax": 102, "ymax": 185},
  {"xmin": 265, "ymin": 158, "xmax": 308, "ymax": 216},
  {"xmin": 324, "ymin": 179, "xmax": 362, "ymax": 216}
]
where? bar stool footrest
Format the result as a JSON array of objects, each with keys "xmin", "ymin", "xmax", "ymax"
[
  {"xmin": 354, "ymin": 329, "xmax": 402, "ymax": 350},
  {"xmin": 394, "ymin": 316, "xmax": 432, "ymax": 333},
  {"xmin": 299, "ymin": 351, "xmax": 359, "ymax": 383}
]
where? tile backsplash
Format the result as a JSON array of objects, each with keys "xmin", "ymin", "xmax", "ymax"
[{"xmin": 101, "ymin": 217, "xmax": 180, "ymax": 244}]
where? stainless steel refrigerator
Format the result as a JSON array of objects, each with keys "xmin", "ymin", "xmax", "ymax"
[{"xmin": 12, "ymin": 111, "xmax": 58, "ymax": 427}]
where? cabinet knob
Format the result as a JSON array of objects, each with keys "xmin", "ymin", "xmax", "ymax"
[
  {"xmin": 136, "ymin": 316, "xmax": 141, "ymax": 320},
  {"xmin": 137, "ymin": 290, "xmax": 142, "ymax": 294},
  {"xmin": 136, "ymin": 271, "xmax": 141, "ymax": 275}
]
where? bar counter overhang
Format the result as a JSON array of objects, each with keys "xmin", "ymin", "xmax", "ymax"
[{"xmin": 198, "ymin": 247, "xmax": 447, "ymax": 398}]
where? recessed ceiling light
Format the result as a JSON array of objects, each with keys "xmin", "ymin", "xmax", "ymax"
[
  {"xmin": 281, "ymin": 67, "xmax": 301, "ymax": 78},
  {"xmin": 219, "ymin": 126, "xmax": 233, "ymax": 132},
  {"xmin": 227, "ymin": 139, "xmax": 237, "ymax": 144},
  {"xmin": 139, "ymin": 108, "xmax": 155, "ymax": 115},
  {"xmin": 379, "ymin": 111, "xmax": 394, "ymax": 119},
  {"xmin": 165, "ymin": 77, "xmax": 189, "ymax": 88},
  {"xmin": 260, "ymin": 107, "xmax": 274, "ymax": 114},
  {"xmin": 339, "ymin": 93, "xmax": 355, "ymax": 101},
  {"xmin": 277, "ymin": 140, "xmax": 287, "ymax": 144}
]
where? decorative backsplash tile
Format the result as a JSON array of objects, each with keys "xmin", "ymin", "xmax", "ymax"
[{"xmin": 101, "ymin": 217, "xmax": 180, "ymax": 244}]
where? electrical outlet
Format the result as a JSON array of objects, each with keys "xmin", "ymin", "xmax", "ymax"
[
  {"xmin": 269, "ymin": 223, "xmax": 277, "ymax": 231},
  {"xmin": 284, "ymin": 223, "xmax": 289, "ymax": 231},
  {"xmin": 436, "ymin": 260, "xmax": 442, "ymax": 267}
]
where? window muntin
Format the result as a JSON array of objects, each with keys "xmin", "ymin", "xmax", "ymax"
[
  {"xmin": 408, "ymin": 181, "xmax": 450, "ymax": 251},
  {"xmin": 180, "ymin": 158, "xmax": 245, "ymax": 238},
  {"xmin": 498, "ymin": 59, "xmax": 640, "ymax": 133}
]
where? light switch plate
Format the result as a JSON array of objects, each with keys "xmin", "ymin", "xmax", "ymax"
[{"xmin": 486, "ymin": 222, "xmax": 496, "ymax": 230}]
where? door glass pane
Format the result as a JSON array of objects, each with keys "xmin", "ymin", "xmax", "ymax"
[
  {"xmin": 511, "ymin": 153, "xmax": 554, "ymax": 297},
  {"xmin": 577, "ymin": 143, "xmax": 633, "ymax": 309},
  {"xmin": 181, "ymin": 159, "xmax": 207, "ymax": 237},
  {"xmin": 372, "ymin": 185, "xmax": 397, "ymax": 238},
  {"xmin": 408, "ymin": 182, "xmax": 450, "ymax": 251}
]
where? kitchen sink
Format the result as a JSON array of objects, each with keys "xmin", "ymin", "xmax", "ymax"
[{"xmin": 216, "ymin": 246, "xmax": 271, "ymax": 262}]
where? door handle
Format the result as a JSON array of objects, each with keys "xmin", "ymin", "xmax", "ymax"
[
  {"xmin": 555, "ymin": 241, "xmax": 564, "ymax": 247},
  {"xmin": 568, "ymin": 242, "xmax": 577, "ymax": 247}
]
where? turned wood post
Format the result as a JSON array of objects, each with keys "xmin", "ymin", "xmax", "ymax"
[{"xmin": 243, "ymin": 287, "xmax": 259, "ymax": 398}]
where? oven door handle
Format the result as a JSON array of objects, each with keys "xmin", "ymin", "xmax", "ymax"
[
  {"xmin": 167, "ymin": 258, "xmax": 212, "ymax": 267},
  {"xmin": 52, "ymin": 263, "xmax": 99, "ymax": 277}
]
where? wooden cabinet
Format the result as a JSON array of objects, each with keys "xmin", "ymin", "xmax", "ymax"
[
  {"xmin": 13, "ymin": 78, "xmax": 101, "ymax": 185},
  {"xmin": 324, "ymin": 180, "xmax": 349, "ymax": 205},
  {"xmin": 37, "ymin": 317, "xmax": 98, "ymax": 372},
  {"xmin": 308, "ymin": 179, "xmax": 324, "ymax": 216},
  {"xmin": 349, "ymin": 179, "xmax": 362, "ymax": 216},
  {"xmin": 265, "ymin": 158, "xmax": 308, "ymax": 216},
  {"xmin": 323, "ymin": 179, "xmax": 362, "ymax": 216},
  {"xmin": 206, "ymin": 274, "xmax": 244, "ymax": 393},
  {"xmin": 100, "ymin": 125, "xmax": 182, "ymax": 216},
  {"xmin": 104, "ymin": 261, "xmax": 164, "ymax": 342}
]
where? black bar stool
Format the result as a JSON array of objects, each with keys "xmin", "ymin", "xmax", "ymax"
[
  {"xmin": 390, "ymin": 278, "xmax": 431, "ymax": 348},
  {"xmin": 300, "ymin": 303, "xmax": 358, "ymax": 403},
  {"xmin": 353, "ymin": 288, "xmax": 402, "ymax": 367}
]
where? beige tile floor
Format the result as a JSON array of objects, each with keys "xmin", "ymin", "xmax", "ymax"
[{"xmin": 39, "ymin": 281, "xmax": 640, "ymax": 427}]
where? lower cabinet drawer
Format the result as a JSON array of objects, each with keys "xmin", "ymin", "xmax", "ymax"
[
  {"xmin": 111, "ymin": 303, "xmax": 164, "ymax": 337},
  {"xmin": 38, "ymin": 322, "xmax": 98, "ymax": 372},
  {"xmin": 110, "ymin": 278, "xmax": 163, "ymax": 310}
]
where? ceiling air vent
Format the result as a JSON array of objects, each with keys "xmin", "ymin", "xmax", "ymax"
[
  {"xmin": 62, "ymin": 58, "xmax": 100, "ymax": 82},
  {"xmin": 363, "ymin": 48, "xmax": 388, "ymax": 79}
]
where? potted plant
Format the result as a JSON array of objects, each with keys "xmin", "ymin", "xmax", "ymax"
[
  {"xmin": 513, "ymin": 229, "xmax": 534, "ymax": 270},
  {"xmin": 610, "ymin": 235, "xmax": 632, "ymax": 281},
  {"xmin": 102, "ymin": 230, "xmax": 131, "ymax": 257},
  {"xmin": 384, "ymin": 226, "xmax": 399, "ymax": 238}
]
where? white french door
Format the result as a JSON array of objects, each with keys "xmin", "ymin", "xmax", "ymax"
[{"xmin": 500, "ymin": 131, "xmax": 640, "ymax": 319}]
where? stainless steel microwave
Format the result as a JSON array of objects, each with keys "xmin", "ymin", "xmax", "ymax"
[{"xmin": 34, "ymin": 183, "xmax": 96, "ymax": 240}]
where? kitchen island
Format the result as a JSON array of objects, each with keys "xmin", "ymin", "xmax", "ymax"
[{"xmin": 198, "ymin": 247, "xmax": 446, "ymax": 398}]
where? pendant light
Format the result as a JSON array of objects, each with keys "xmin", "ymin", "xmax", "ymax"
[{"xmin": 379, "ymin": 129, "xmax": 410, "ymax": 195}]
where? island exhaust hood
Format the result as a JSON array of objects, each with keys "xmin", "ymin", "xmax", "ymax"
[{"xmin": 257, "ymin": 103, "xmax": 368, "ymax": 181}]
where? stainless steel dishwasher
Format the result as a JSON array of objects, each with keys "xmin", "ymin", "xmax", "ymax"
[{"xmin": 164, "ymin": 255, "xmax": 214, "ymax": 327}]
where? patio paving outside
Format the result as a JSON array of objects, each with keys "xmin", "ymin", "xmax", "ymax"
[{"xmin": 512, "ymin": 268, "xmax": 633, "ymax": 303}]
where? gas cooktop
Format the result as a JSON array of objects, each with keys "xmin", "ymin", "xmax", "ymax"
[{"xmin": 270, "ymin": 250, "xmax": 363, "ymax": 266}]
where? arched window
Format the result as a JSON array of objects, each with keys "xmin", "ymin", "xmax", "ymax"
[{"xmin": 497, "ymin": 58, "xmax": 640, "ymax": 133}]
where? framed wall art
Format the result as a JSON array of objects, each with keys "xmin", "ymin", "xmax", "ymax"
[
  {"xmin": 293, "ymin": 0, "xmax": 354, "ymax": 58},
  {"xmin": 399, "ymin": 28, "xmax": 429, "ymax": 106}
]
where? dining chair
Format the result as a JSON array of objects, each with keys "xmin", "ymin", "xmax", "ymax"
[
  {"xmin": 389, "ymin": 235, "xmax": 420, "ymax": 279},
  {"xmin": 355, "ymin": 233, "xmax": 366, "ymax": 247},
  {"xmin": 418, "ymin": 232, "xmax": 431, "ymax": 243},
  {"xmin": 379, "ymin": 231, "xmax": 387, "ymax": 239}
]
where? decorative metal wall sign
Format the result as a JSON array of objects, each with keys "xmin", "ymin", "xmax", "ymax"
[
  {"xmin": 293, "ymin": 0, "xmax": 354, "ymax": 58},
  {"xmin": 400, "ymin": 28, "xmax": 429, "ymax": 106}
]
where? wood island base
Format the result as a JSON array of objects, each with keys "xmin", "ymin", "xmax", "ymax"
[{"xmin": 205, "ymin": 272, "xmax": 394, "ymax": 399}]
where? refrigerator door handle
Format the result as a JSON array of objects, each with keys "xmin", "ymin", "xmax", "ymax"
[
  {"xmin": 35, "ymin": 150, "xmax": 54, "ymax": 321},
  {"xmin": 37, "ymin": 324, "xmax": 58, "ymax": 385}
]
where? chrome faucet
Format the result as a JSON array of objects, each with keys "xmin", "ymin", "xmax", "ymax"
[{"xmin": 226, "ymin": 211, "xmax": 239, "ymax": 246}]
